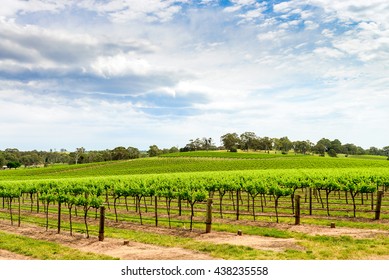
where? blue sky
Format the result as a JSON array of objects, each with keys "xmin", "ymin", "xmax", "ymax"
[{"xmin": 1, "ymin": 0, "xmax": 389, "ymax": 151}]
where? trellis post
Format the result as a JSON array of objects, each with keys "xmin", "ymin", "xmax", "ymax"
[
  {"xmin": 205, "ymin": 198, "xmax": 213, "ymax": 233},
  {"xmin": 99, "ymin": 206, "xmax": 105, "ymax": 241},
  {"xmin": 295, "ymin": 195, "xmax": 301, "ymax": 225},
  {"xmin": 375, "ymin": 191, "xmax": 384, "ymax": 220}
]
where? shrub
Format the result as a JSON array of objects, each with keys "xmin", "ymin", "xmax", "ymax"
[{"xmin": 328, "ymin": 149, "xmax": 337, "ymax": 157}]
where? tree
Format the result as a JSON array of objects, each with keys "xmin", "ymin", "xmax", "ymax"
[
  {"xmin": 383, "ymin": 146, "xmax": 389, "ymax": 157},
  {"xmin": 316, "ymin": 138, "xmax": 331, "ymax": 152},
  {"xmin": 203, "ymin": 137, "xmax": 214, "ymax": 151},
  {"xmin": 240, "ymin": 132, "xmax": 257, "ymax": 151},
  {"xmin": 314, "ymin": 143, "xmax": 326, "ymax": 156},
  {"xmin": 220, "ymin": 133, "xmax": 240, "ymax": 152},
  {"xmin": 278, "ymin": 136, "xmax": 292, "ymax": 154},
  {"xmin": 148, "ymin": 145, "xmax": 161, "ymax": 157},
  {"xmin": 342, "ymin": 143, "xmax": 358, "ymax": 155},
  {"xmin": 0, "ymin": 152, "xmax": 5, "ymax": 167},
  {"xmin": 7, "ymin": 161, "xmax": 21, "ymax": 169},
  {"xmin": 328, "ymin": 149, "xmax": 337, "ymax": 157},
  {"xmin": 293, "ymin": 140, "xmax": 312, "ymax": 154},
  {"xmin": 112, "ymin": 146, "xmax": 130, "ymax": 160},
  {"xmin": 330, "ymin": 139, "xmax": 342, "ymax": 154},
  {"xmin": 169, "ymin": 146, "xmax": 179, "ymax": 153},
  {"xmin": 74, "ymin": 147, "xmax": 86, "ymax": 164},
  {"xmin": 259, "ymin": 137, "xmax": 273, "ymax": 153},
  {"xmin": 127, "ymin": 147, "xmax": 141, "ymax": 159}
]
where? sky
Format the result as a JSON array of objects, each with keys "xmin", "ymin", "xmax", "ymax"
[{"xmin": 1, "ymin": 0, "xmax": 388, "ymax": 151}]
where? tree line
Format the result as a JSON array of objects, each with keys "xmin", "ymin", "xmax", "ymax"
[
  {"xmin": 181, "ymin": 132, "xmax": 389, "ymax": 158},
  {"xmin": 0, "ymin": 145, "xmax": 181, "ymax": 168},
  {"xmin": 1, "ymin": 133, "xmax": 388, "ymax": 168}
]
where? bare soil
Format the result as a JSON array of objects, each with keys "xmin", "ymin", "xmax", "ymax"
[
  {"xmin": 0, "ymin": 219, "xmax": 388, "ymax": 260},
  {"xmin": 0, "ymin": 249, "xmax": 33, "ymax": 260}
]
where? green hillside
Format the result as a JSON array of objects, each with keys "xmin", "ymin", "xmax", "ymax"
[{"xmin": 1, "ymin": 153, "xmax": 388, "ymax": 181}]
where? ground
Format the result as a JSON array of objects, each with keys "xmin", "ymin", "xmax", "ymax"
[{"xmin": 1, "ymin": 220, "xmax": 388, "ymax": 260}]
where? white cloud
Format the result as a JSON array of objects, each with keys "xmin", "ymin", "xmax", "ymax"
[
  {"xmin": 313, "ymin": 47, "xmax": 344, "ymax": 58},
  {"xmin": 273, "ymin": 1, "xmax": 294, "ymax": 13},
  {"xmin": 77, "ymin": 0, "xmax": 186, "ymax": 23},
  {"xmin": 1, "ymin": 1, "xmax": 389, "ymax": 150},
  {"xmin": 91, "ymin": 54, "xmax": 152, "ymax": 77},
  {"xmin": 308, "ymin": 0, "xmax": 389, "ymax": 25},
  {"xmin": 304, "ymin": 20, "xmax": 319, "ymax": 30}
]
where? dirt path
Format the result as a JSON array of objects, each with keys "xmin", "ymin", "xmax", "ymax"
[
  {"xmin": 1, "ymin": 220, "xmax": 388, "ymax": 260},
  {"xmin": 0, "ymin": 221, "xmax": 215, "ymax": 260},
  {"xmin": 0, "ymin": 249, "xmax": 33, "ymax": 260}
]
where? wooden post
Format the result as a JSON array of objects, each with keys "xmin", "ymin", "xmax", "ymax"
[
  {"xmin": 98, "ymin": 206, "xmax": 105, "ymax": 241},
  {"xmin": 178, "ymin": 196, "xmax": 182, "ymax": 216},
  {"xmin": 205, "ymin": 198, "xmax": 213, "ymax": 233},
  {"xmin": 295, "ymin": 195, "xmax": 301, "ymax": 225},
  {"xmin": 309, "ymin": 188, "xmax": 312, "ymax": 215},
  {"xmin": 154, "ymin": 196, "xmax": 158, "ymax": 227},
  {"xmin": 236, "ymin": 190, "xmax": 240, "ymax": 220},
  {"xmin": 375, "ymin": 191, "xmax": 384, "ymax": 220},
  {"xmin": 57, "ymin": 202, "xmax": 61, "ymax": 233},
  {"xmin": 18, "ymin": 197, "xmax": 21, "ymax": 227}
]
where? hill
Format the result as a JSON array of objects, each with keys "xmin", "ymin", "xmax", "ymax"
[{"xmin": 1, "ymin": 153, "xmax": 388, "ymax": 181}]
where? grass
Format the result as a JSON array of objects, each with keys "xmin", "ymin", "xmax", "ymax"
[
  {"xmin": 297, "ymin": 234, "xmax": 389, "ymax": 259},
  {"xmin": 2, "ymin": 155, "xmax": 389, "ymax": 181},
  {"xmin": 159, "ymin": 150, "xmax": 302, "ymax": 159},
  {"xmin": 0, "ymin": 230, "xmax": 117, "ymax": 260},
  {"xmin": 1, "ymin": 207, "xmax": 389, "ymax": 260}
]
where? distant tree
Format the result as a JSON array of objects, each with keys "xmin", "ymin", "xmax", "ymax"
[
  {"xmin": 0, "ymin": 152, "xmax": 5, "ymax": 166},
  {"xmin": 368, "ymin": 146, "xmax": 380, "ymax": 155},
  {"xmin": 188, "ymin": 138, "xmax": 204, "ymax": 151},
  {"xmin": 278, "ymin": 136, "xmax": 292, "ymax": 154},
  {"xmin": 127, "ymin": 147, "xmax": 141, "ymax": 159},
  {"xmin": 101, "ymin": 150, "xmax": 113, "ymax": 161},
  {"xmin": 220, "ymin": 133, "xmax": 240, "ymax": 152},
  {"xmin": 259, "ymin": 137, "xmax": 273, "ymax": 153},
  {"xmin": 169, "ymin": 146, "xmax": 179, "ymax": 153},
  {"xmin": 330, "ymin": 139, "xmax": 342, "ymax": 154},
  {"xmin": 314, "ymin": 143, "xmax": 326, "ymax": 156},
  {"xmin": 293, "ymin": 140, "xmax": 312, "ymax": 155},
  {"xmin": 203, "ymin": 137, "xmax": 214, "ymax": 151},
  {"xmin": 240, "ymin": 132, "xmax": 257, "ymax": 151},
  {"xmin": 250, "ymin": 137, "xmax": 262, "ymax": 151},
  {"xmin": 148, "ymin": 145, "xmax": 161, "ymax": 157},
  {"xmin": 111, "ymin": 146, "xmax": 129, "ymax": 160},
  {"xmin": 7, "ymin": 161, "xmax": 21, "ymax": 169},
  {"xmin": 4, "ymin": 148, "xmax": 20, "ymax": 163},
  {"xmin": 74, "ymin": 147, "xmax": 86, "ymax": 164},
  {"xmin": 316, "ymin": 138, "xmax": 331, "ymax": 152},
  {"xmin": 355, "ymin": 146, "xmax": 365, "ymax": 155},
  {"xmin": 342, "ymin": 143, "xmax": 358, "ymax": 155},
  {"xmin": 328, "ymin": 149, "xmax": 337, "ymax": 157},
  {"xmin": 273, "ymin": 138, "xmax": 281, "ymax": 153}
]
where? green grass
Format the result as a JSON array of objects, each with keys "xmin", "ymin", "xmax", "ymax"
[
  {"xmin": 0, "ymin": 230, "xmax": 117, "ymax": 260},
  {"xmin": 2, "ymin": 206, "xmax": 389, "ymax": 260},
  {"xmin": 160, "ymin": 150, "xmax": 303, "ymax": 159},
  {"xmin": 347, "ymin": 154, "xmax": 388, "ymax": 160},
  {"xmin": 2, "ymin": 155, "xmax": 389, "ymax": 181}
]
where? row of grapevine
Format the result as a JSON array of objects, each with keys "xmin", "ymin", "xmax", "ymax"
[{"xmin": 1, "ymin": 168, "xmax": 388, "ymax": 236}]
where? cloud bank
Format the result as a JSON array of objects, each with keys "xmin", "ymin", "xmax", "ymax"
[{"xmin": 1, "ymin": 0, "xmax": 388, "ymax": 150}]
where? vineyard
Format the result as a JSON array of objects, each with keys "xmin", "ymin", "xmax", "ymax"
[
  {"xmin": 1, "ymin": 155, "xmax": 389, "ymax": 260},
  {"xmin": 1, "ymin": 168, "xmax": 389, "ymax": 237}
]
